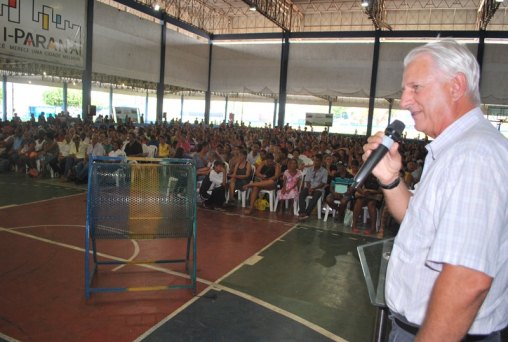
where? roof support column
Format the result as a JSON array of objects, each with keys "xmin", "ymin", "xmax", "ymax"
[
  {"xmin": 109, "ymin": 85, "xmax": 113, "ymax": 118},
  {"xmin": 2, "ymin": 75, "xmax": 7, "ymax": 122},
  {"xmin": 277, "ymin": 32, "xmax": 290, "ymax": 128},
  {"xmin": 157, "ymin": 18, "xmax": 167, "ymax": 123},
  {"xmin": 367, "ymin": 30, "xmax": 381, "ymax": 136},
  {"xmin": 273, "ymin": 98, "xmax": 278, "ymax": 128},
  {"xmin": 204, "ymin": 40, "xmax": 213, "ymax": 125},
  {"xmin": 63, "ymin": 82, "xmax": 68, "ymax": 113},
  {"xmin": 180, "ymin": 95, "xmax": 184, "ymax": 121},
  {"xmin": 224, "ymin": 95, "xmax": 229, "ymax": 123},
  {"xmin": 477, "ymin": 29, "xmax": 486, "ymax": 88},
  {"xmin": 145, "ymin": 89, "xmax": 149, "ymax": 123},
  {"xmin": 82, "ymin": 0, "xmax": 94, "ymax": 120}
]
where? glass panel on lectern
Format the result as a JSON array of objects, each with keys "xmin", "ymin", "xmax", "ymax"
[{"xmin": 357, "ymin": 238, "xmax": 394, "ymax": 307}]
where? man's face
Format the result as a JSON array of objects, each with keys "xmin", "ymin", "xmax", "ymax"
[{"xmin": 400, "ymin": 54, "xmax": 455, "ymax": 138}]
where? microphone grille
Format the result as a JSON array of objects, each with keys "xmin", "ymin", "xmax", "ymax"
[{"xmin": 389, "ymin": 120, "xmax": 405, "ymax": 135}]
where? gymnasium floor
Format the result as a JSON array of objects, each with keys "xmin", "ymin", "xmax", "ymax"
[{"xmin": 0, "ymin": 172, "xmax": 389, "ymax": 342}]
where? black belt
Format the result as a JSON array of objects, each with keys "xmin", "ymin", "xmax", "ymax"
[{"xmin": 393, "ymin": 317, "xmax": 493, "ymax": 342}]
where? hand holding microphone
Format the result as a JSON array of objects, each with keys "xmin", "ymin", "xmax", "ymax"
[{"xmin": 351, "ymin": 120, "xmax": 405, "ymax": 190}]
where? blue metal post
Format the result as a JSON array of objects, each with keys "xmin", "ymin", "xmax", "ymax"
[
  {"xmin": 204, "ymin": 40, "xmax": 213, "ymax": 125},
  {"xmin": 224, "ymin": 95, "xmax": 228, "ymax": 124},
  {"xmin": 63, "ymin": 82, "xmax": 68, "ymax": 113},
  {"xmin": 82, "ymin": 0, "xmax": 94, "ymax": 120},
  {"xmin": 109, "ymin": 85, "xmax": 113, "ymax": 118},
  {"xmin": 145, "ymin": 88, "xmax": 149, "ymax": 123},
  {"xmin": 156, "ymin": 18, "xmax": 167, "ymax": 123},
  {"xmin": 277, "ymin": 32, "xmax": 290, "ymax": 128},
  {"xmin": 2, "ymin": 75, "xmax": 6, "ymax": 122},
  {"xmin": 366, "ymin": 31, "xmax": 381, "ymax": 137},
  {"xmin": 180, "ymin": 95, "xmax": 184, "ymax": 122}
]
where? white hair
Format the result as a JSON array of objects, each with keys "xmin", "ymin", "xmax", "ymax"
[{"xmin": 404, "ymin": 39, "xmax": 481, "ymax": 105}]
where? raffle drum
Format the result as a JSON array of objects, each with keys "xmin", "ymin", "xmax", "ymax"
[{"xmin": 84, "ymin": 157, "xmax": 197, "ymax": 299}]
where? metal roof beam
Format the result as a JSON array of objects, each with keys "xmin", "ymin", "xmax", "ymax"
[
  {"xmin": 241, "ymin": 0, "xmax": 304, "ymax": 32},
  {"xmin": 362, "ymin": 0, "xmax": 393, "ymax": 30},
  {"xmin": 476, "ymin": 0, "xmax": 501, "ymax": 30}
]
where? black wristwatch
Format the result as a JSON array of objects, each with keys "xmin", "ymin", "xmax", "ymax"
[{"xmin": 378, "ymin": 177, "xmax": 401, "ymax": 190}]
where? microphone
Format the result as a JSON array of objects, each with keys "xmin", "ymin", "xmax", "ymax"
[{"xmin": 351, "ymin": 120, "xmax": 405, "ymax": 190}]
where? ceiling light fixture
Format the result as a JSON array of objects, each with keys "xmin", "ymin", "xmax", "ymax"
[
  {"xmin": 153, "ymin": 3, "xmax": 160, "ymax": 11},
  {"xmin": 249, "ymin": 5, "xmax": 257, "ymax": 11},
  {"xmin": 495, "ymin": 0, "xmax": 503, "ymax": 3},
  {"xmin": 361, "ymin": 0, "xmax": 369, "ymax": 7}
]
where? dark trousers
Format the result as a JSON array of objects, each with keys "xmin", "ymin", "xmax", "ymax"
[
  {"xmin": 298, "ymin": 188, "xmax": 323, "ymax": 215},
  {"xmin": 389, "ymin": 316, "xmax": 502, "ymax": 342},
  {"xmin": 204, "ymin": 186, "xmax": 226, "ymax": 208}
]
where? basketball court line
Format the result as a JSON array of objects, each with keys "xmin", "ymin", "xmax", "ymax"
[
  {"xmin": 134, "ymin": 222, "xmax": 345, "ymax": 342},
  {"xmin": 0, "ymin": 193, "xmax": 84, "ymax": 210},
  {"xmin": 0, "ymin": 225, "xmax": 197, "ymax": 280},
  {"xmin": 0, "ymin": 331, "xmax": 21, "ymax": 342},
  {"xmin": 0, "ymin": 221, "xmax": 344, "ymax": 341},
  {"xmin": 0, "ymin": 205, "xmax": 18, "ymax": 210},
  {"xmin": 220, "ymin": 210, "xmax": 296, "ymax": 226}
]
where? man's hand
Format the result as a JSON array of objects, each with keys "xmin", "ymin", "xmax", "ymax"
[{"xmin": 362, "ymin": 131, "xmax": 402, "ymax": 185}]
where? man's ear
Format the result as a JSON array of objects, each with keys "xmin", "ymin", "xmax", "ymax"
[{"xmin": 450, "ymin": 72, "xmax": 468, "ymax": 101}]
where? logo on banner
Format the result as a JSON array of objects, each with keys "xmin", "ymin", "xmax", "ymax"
[{"xmin": 0, "ymin": 0, "xmax": 84, "ymax": 67}]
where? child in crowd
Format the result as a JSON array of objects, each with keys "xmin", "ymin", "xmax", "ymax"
[{"xmin": 199, "ymin": 160, "xmax": 226, "ymax": 210}]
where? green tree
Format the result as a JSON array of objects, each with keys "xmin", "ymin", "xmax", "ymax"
[
  {"xmin": 43, "ymin": 88, "xmax": 63, "ymax": 106},
  {"xmin": 43, "ymin": 88, "xmax": 82, "ymax": 107},
  {"xmin": 67, "ymin": 89, "xmax": 82, "ymax": 107}
]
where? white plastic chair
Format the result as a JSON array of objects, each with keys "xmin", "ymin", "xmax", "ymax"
[
  {"xmin": 323, "ymin": 200, "xmax": 340, "ymax": 222},
  {"xmin": 146, "ymin": 145, "xmax": 158, "ymax": 158},
  {"xmin": 274, "ymin": 193, "xmax": 299, "ymax": 216},
  {"xmin": 260, "ymin": 189, "xmax": 276, "ymax": 212},
  {"xmin": 273, "ymin": 174, "xmax": 303, "ymax": 216}
]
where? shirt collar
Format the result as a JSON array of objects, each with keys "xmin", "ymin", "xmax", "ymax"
[{"xmin": 426, "ymin": 107, "xmax": 482, "ymax": 160}]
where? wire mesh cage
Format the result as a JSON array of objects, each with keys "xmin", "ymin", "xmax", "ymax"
[{"xmin": 85, "ymin": 157, "xmax": 197, "ymax": 299}]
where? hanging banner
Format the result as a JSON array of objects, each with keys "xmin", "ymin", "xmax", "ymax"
[{"xmin": 0, "ymin": 0, "xmax": 85, "ymax": 68}]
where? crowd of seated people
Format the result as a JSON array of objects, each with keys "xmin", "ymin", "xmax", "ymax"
[{"xmin": 0, "ymin": 115, "xmax": 427, "ymax": 231}]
